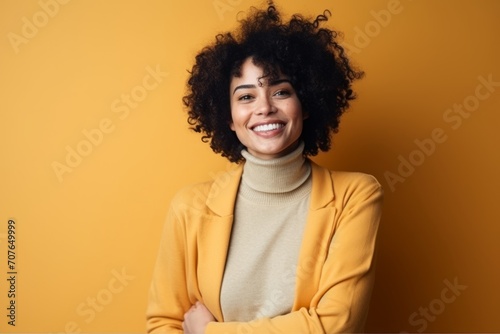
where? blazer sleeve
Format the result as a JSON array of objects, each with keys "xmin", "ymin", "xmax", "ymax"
[
  {"xmin": 146, "ymin": 197, "xmax": 191, "ymax": 333},
  {"xmin": 205, "ymin": 173, "xmax": 384, "ymax": 334}
]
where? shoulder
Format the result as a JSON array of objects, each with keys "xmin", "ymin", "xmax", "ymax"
[
  {"xmin": 330, "ymin": 170, "xmax": 382, "ymax": 192},
  {"xmin": 169, "ymin": 180, "xmax": 215, "ymax": 213},
  {"xmin": 169, "ymin": 164, "xmax": 243, "ymax": 214},
  {"xmin": 332, "ymin": 171, "xmax": 384, "ymax": 208},
  {"xmin": 311, "ymin": 162, "xmax": 383, "ymax": 203}
]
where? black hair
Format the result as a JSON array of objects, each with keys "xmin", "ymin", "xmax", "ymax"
[{"xmin": 183, "ymin": 1, "xmax": 363, "ymax": 163}]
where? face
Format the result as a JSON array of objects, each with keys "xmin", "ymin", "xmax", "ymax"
[{"xmin": 229, "ymin": 58, "xmax": 306, "ymax": 160}]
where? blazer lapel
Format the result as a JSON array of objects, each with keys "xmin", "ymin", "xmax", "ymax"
[
  {"xmin": 197, "ymin": 162, "xmax": 338, "ymax": 316},
  {"xmin": 197, "ymin": 164, "xmax": 243, "ymax": 321},
  {"xmin": 293, "ymin": 161, "xmax": 338, "ymax": 309}
]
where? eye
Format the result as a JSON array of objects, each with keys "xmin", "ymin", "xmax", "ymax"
[
  {"xmin": 274, "ymin": 90, "xmax": 291, "ymax": 97},
  {"xmin": 237, "ymin": 94, "xmax": 253, "ymax": 101}
]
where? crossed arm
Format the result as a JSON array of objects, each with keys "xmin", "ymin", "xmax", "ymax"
[{"xmin": 146, "ymin": 173, "xmax": 383, "ymax": 333}]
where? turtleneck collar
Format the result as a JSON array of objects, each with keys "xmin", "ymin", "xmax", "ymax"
[{"xmin": 240, "ymin": 142, "xmax": 311, "ymax": 194}]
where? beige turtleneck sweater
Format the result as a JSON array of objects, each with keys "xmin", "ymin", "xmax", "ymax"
[{"xmin": 220, "ymin": 142, "xmax": 312, "ymax": 322}]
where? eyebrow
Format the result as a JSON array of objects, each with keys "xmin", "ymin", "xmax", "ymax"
[{"xmin": 232, "ymin": 79, "xmax": 292, "ymax": 95}]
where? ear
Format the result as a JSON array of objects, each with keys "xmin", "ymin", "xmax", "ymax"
[
  {"xmin": 302, "ymin": 110, "xmax": 309, "ymax": 120},
  {"xmin": 229, "ymin": 121, "xmax": 235, "ymax": 131}
]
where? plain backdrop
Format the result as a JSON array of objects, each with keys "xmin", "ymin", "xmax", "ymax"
[{"xmin": 1, "ymin": 0, "xmax": 499, "ymax": 332}]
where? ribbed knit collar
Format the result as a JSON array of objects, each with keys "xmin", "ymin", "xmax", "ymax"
[{"xmin": 240, "ymin": 142, "xmax": 311, "ymax": 194}]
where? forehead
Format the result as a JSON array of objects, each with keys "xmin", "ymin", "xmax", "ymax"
[
  {"xmin": 230, "ymin": 58, "xmax": 288, "ymax": 87},
  {"xmin": 233, "ymin": 58, "xmax": 264, "ymax": 80}
]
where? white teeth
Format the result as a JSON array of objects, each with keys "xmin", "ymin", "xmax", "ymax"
[{"xmin": 253, "ymin": 123, "xmax": 284, "ymax": 132}]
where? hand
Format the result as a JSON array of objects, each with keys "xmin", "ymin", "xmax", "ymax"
[{"xmin": 182, "ymin": 301, "xmax": 216, "ymax": 334}]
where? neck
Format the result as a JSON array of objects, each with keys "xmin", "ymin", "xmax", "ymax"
[{"xmin": 240, "ymin": 142, "xmax": 310, "ymax": 194}]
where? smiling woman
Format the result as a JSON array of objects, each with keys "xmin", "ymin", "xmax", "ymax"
[
  {"xmin": 229, "ymin": 58, "xmax": 305, "ymax": 160},
  {"xmin": 146, "ymin": 2, "xmax": 383, "ymax": 333}
]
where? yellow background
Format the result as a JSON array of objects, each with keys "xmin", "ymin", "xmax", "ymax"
[{"xmin": 1, "ymin": 0, "xmax": 499, "ymax": 332}]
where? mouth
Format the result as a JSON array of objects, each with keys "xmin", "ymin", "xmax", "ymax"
[{"xmin": 251, "ymin": 122, "xmax": 285, "ymax": 132}]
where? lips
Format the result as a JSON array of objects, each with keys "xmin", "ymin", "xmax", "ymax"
[{"xmin": 251, "ymin": 122, "xmax": 285, "ymax": 132}]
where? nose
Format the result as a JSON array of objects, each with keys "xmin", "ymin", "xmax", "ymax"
[{"xmin": 255, "ymin": 96, "xmax": 276, "ymax": 116}]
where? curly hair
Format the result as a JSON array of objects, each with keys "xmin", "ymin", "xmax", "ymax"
[{"xmin": 183, "ymin": 1, "xmax": 363, "ymax": 163}]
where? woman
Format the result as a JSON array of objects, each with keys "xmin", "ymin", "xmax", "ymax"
[{"xmin": 147, "ymin": 2, "xmax": 383, "ymax": 333}]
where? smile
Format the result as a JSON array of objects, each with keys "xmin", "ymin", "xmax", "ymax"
[{"xmin": 252, "ymin": 123, "xmax": 285, "ymax": 132}]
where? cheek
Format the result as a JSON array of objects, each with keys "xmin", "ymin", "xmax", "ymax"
[
  {"xmin": 230, "ymin": 106, "xmax": 249, "ymax": 130},
  {"xmin": 286, "ymin": 99, "xmax": 303, "ymax": 119}
]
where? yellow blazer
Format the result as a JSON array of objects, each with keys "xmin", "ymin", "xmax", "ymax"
[{"xmin": 146, "ymin": 161, "xmax": 383, "ymax": 333}]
